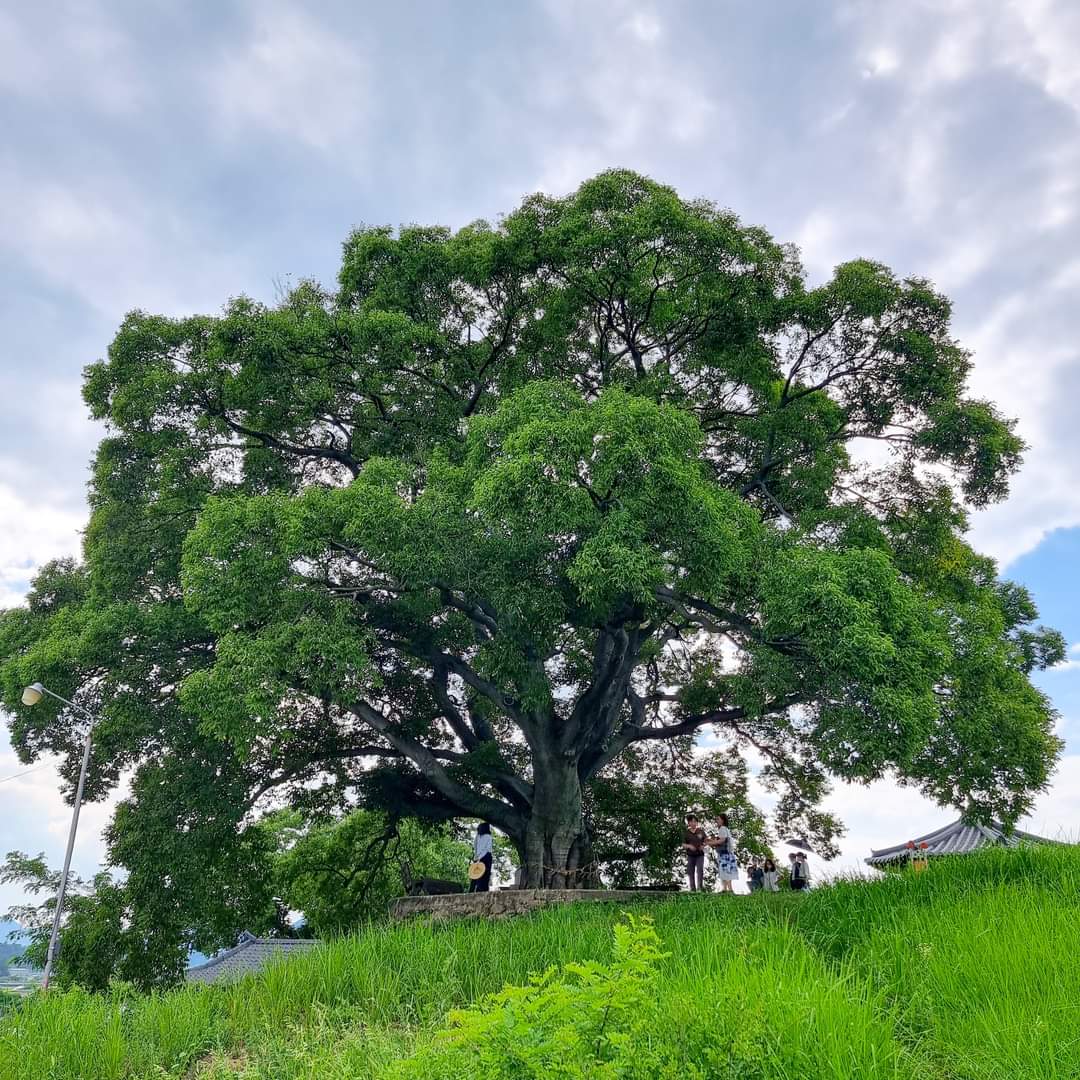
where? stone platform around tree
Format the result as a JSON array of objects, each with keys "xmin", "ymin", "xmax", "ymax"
[{"xmin": 390, "ymin": 888, "xmax": 680, "ymax": 921}]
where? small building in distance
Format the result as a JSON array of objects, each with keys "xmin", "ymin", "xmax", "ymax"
[
  {"xmin": 186, "ymin": 932, "xmax": 319, "ymax": 986},
  {"xmin": 866, "ymin": 817, "xmax": 1059, "ymax": 869}
]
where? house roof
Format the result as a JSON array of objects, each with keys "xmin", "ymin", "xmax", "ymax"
[
  {"xmin": 185, "ymin": 932, "xmax": 319, "ymax": 985},
  {"xmin": 865, "ymin": 817, "xmax": 1057, "ymax": 866}
]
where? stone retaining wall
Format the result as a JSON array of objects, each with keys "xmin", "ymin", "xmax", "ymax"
[{"xmin": 390, "ymin": 888, "xmax": 677, "ymax": 922}]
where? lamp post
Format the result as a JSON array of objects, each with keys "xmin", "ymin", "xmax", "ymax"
[{"xmin": 20, "ymin": 682, "xmax": 96, "ymax": 991}]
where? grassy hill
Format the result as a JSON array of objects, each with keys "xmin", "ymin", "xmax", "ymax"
[{"xmin": 1, "ymin": 844, "xmax": 1078, "ymax": 1079}]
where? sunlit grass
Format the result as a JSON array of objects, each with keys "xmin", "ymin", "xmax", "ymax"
[{"xmin": 2, "ymin": 845, "xmax": 1078, "ymax": 1078}]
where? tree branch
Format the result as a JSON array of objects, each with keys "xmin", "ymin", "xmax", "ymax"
[
  {"xmin": 562, "ymin": 625, "xmax": 644, "ymax": 757},
  {"xmin": 580, "ymin": 693, "xmax": 805, "ymax": 780},
  {"xmin": 348, "ymin": 699, "xmax": 525, "ymax": 835},
  {"xmin": 207, "ymin": 404, "xmax": 361, "ymax": 477}
]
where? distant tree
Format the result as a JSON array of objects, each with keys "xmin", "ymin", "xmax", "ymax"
[
  {"xmin": 0, "ymin": 923, "xmax": 27, "ymax": 971},
  {"xmin": 0, "ymin": 170, "xmax": 1063, "ymax": 932},
  {"xmin": 1, "ymin": 849, "xmax": 281, "ymax": 992},
  {"xmin": 266, "ymin": 810, "xmax": 473, "ymax": 934},
  {"xmin": 2, "ymin": 852, "xmax": 125, "ymax": 991},
  {"xmin": 2, "ymin": 852, "xmax": 70, "ymax": 958}
]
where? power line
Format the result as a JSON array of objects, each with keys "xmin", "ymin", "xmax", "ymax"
[{"xmin": 0, "ymin": 763, "xmax": 51, "ymax": 786}]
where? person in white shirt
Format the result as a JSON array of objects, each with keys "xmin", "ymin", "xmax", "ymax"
[
  {"xmin": 470, "ymin": 822, "xmax": 493, "ymax": 892},
  {"xmin": 706, "ymin": 813, "xmax": 738, "ymax": 893}
]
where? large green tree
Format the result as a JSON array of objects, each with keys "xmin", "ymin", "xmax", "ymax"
[{"xmin": 0, "ymin": 172, "xmax": 1063, "ymax": 916}]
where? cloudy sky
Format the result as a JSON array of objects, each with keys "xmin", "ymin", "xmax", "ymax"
[{"xmin": 2, "ymin": 0, "xmax": 1080, "ymax": 911}]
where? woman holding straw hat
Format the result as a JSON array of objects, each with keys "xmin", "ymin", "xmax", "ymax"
[{"xmin": 469, "ymin": 822, "xmax": 493, "ymax": 892}]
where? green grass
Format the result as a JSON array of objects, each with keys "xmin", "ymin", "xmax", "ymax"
[{"xmin": 2, "ymin": 844, "xmax": 1078, "ymax": 1078}]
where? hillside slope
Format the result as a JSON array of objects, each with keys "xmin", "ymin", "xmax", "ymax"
[{"xmin": 2, "ymin": 845, "xmax": 1078, "ymax": 1079}]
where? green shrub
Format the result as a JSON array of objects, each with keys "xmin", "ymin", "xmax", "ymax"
[{"xmin": 393, "ymin": 914, "xmax": 670, "ymax": 1079}]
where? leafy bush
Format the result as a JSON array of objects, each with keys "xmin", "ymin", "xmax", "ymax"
[{"xmin": 393, "ymin": 914, "xmax": 674, "ymax": 1079}]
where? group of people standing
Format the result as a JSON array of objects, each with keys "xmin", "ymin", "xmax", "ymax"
[
  {"xmin": 470, "ymin": 816, "xmax": 812, "ymax": 895},
  {"xmin": 683, "ymin": 813, "xmax": 812, "ymax": 894},
  {"xmin": 744, "ymin": 858, "xmax": 780, "ymax": 892}
]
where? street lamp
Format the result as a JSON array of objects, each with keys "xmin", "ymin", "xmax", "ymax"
[
  {"xmin": 20, "ymin": 682, "xmax": 97, "ymax": 991},
  {"xmin": 21, "ymin": 683, "xmax": 44, "ymax": 706}
]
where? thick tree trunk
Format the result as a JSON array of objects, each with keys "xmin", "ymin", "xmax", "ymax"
[{"xmin": 520, "ymin": 754, "xmax": 588, "ymax": 888}]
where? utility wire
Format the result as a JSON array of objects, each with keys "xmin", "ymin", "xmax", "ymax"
[{"xmin": 0, "ymin": 763, "xmax": 51, "ymax": 786}]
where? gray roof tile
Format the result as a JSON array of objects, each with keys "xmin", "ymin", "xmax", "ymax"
[
  {"xmin": 185, "ymin": 932, "xmax": 320, "ymax": 985},
  {"xmin": 865, "ymin": 817, "xmax": 1057, "ymax": 866}
]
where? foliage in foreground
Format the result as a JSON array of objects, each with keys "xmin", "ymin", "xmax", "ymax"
[
  {"xmin": 2, "ymin": 845, "xmax": 1080, "ymax": 1079},
  {"xmin": 394, "ymin": 914, "xmax": 670, "ymax": 1079}
]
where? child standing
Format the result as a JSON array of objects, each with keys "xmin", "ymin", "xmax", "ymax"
[
  {"xmin": 762, "ymin": 858, "xmax": 780, "ymax": 892},
  {"xmin": 747, "ymin": 861, "xmax": 765, "ymax": 893}
]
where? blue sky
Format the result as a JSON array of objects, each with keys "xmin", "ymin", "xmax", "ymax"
[{"xmin": 2, "ymin": 0, "xmax": 1080, "ymax": 911}]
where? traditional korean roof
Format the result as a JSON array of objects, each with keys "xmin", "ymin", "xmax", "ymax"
[
  {"xmin": 185, "ymin": 931, "xmax": 319, "ymax": 985},
  {"xmin": 865, "ymin": 817, "xmax": 1057, "ymax": 867}
]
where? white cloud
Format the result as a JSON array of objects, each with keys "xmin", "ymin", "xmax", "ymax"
[
  {"xmin": 1038, "ymin": 161, "xmax": 1079, "ymax": 230},
  {"xmin": 0, "ymin": 740, "xmax": 122, "ymax": 916},
  {"xmin": 522, "ymin": 2, "xmax": 720, "ymax": 197},
  {"xmin": 1004, "ymin": 0, "xmax": 1080, "ymax": 117},
  {"xmin": 0, "ymin": 482, "xmax": 84, "ymax": 609},
  {"xmin": 624, "ymin": 11, "xmax": 663, "ymax": 43},
  {"xmin": 832, "ymin": 0, "xmax": 1080, "ymax": 569},
  {"xmin": 817, "ymin": 99, "xmax": 856, "ymax": 133},
  {"xmin": 792, "ymin": 210, "xmax": 843, "ymax": 284},
  {"xmin": 1050, "ymin": 257, "xmax": 1080, "ymax": 290},
  {"xmin": 210, "ymin": 4, "xmax": 372, "ymax": 154},
  {"xmin": 922, "ymin": 21, "xmax": 978, "ymax": 84},
  {"xmin": 0, "ymin": 165, "xmax": 253, "ymax": 323},
  {"xmin": 861, "ymin": 45, "xmax": 900, "ymax": 79},
  {"xmin": 1023, "ymin": 753, "xmax": 1080, "ymax": 839},
  {"xmin": 0, "ymin": 4, "xmax": 145, "ymax": 116},
  {"xmin": 925, "ymin": 236, "xmax": 994, "ymax": 290}
]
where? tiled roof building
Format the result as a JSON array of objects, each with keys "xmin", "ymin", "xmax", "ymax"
[
  {"xmin": 186, "ymin": 932, "xmax": 319, "ymax": 985},
  {"xmin": 866, "ymin": 817, "xmax": 1058, "ymax": 867}
]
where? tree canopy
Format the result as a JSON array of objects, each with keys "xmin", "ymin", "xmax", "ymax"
[{"xmin": 0, "ymin": 170, "xmax": 1063, "ymax": 972}]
